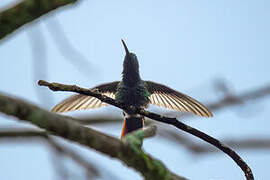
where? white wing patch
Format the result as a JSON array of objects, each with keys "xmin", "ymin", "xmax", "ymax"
[
  {"xmin": 148, "ymin": 92, "xmax": 212, "ymax": 117},
  {"xmin": 52, "ymin": 92, "xmax": 115, "ymax": 113}
]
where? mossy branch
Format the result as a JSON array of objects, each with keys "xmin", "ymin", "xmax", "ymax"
[
  {"xmin": 0, "ymin": 93, "xmax": 186, "ymax": 180},
  {"xmin": 0, "ymin": 0, "xmax": 77, "ymax": 40},
  {"xmin": 124, "ymin": 125, "xmax": 157, "ymax": 148},
  {"xmin": 38, "ymin": 80, "xmax": 254, "ymax": 180}
]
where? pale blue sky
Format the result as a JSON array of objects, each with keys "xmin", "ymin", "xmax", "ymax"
[{"xmin": 0, "ymin": 0, "xmax": 270, "ymax": 179}]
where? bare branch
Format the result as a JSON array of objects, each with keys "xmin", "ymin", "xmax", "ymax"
[
  {"xmin": 75, "ymin": 116, "xmax": 123, "ymax": 124},
  {"xmin": 28, "ymin": 24, "xmax": 54, "ymax": 107},
  {"xmin": 46, "ymin": 17, "xmax": 95, "ymax": 77},
  {"xmin": 160, "ymin": 128, "xmax": 270, "ymax": 153},
  {"xmin": 0, "ymin": 93, "xmax": 186, "ymax": 180},
  {"xmin": 0, "ymin": 0, "xmax": 77, "ymax": 40},
  {"xmin": 208, "ymin": 84, "xmax": 270, "ymax": 111},
  {"xmin": 48, "ymin": 137, "xmax": 99, "ymax": 178},
  {"xmin": 37, "ymin": 80, "xmax": 254, "ymax": 180}
]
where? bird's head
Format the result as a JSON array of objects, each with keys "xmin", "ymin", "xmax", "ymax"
[
  {"xmin": 121, "ymin": 39, "xmax": 139, "ymax": 75},
  {"xmin": 121, "ymin": 39, "xmax": 141, "ymax": 86}
]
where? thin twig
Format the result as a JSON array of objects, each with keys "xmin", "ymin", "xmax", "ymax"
[
  {"xmin": 48, "ymin": 137, "xmax": 99, "ymax": 178},
  {"xmin": 208, "ymin": 84, "xmax": 270, "ymax": 111},
  {"xmin": 28, "ymin": 24, "xmax": 54, "ymax": 107},
  {"xmin": 38, "ymin": 80, "xmax": 254, "ymax": 180},
  {"xmin": 46, "ymin": 17, "xmax": 95, "ymax": 77},
  {"xmin": 75, "ymin": 116, "xmax": 123, "ymax": 124}
]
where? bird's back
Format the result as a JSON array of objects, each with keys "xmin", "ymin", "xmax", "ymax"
[
  {"xmin": 115, "ymin": 81, "xmax": 150, "ymax": 108},
  {"xmin": 115, "ymin": 81, "xmax": 150, "ymax": 138}
]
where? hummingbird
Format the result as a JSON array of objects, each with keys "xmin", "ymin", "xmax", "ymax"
[{"xmin": 52, "ymin": 40, "xmax": 213, "ymax": 138}]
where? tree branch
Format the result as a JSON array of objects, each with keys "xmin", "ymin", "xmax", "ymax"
[
  {"xmin": 208, "ymin": 84, "xmax": 270, "ymax": 111},
  {"xmin": 0, "ymin": 0, "xmax": 77, "ymax": 40},
  {"xmin": 74, "ymin": 115, "xmax": 123, "ymax": 124},
  {"xmin": 124, "ymin": 125, "xmax": 157, "ymax": 148},
  {"xmin": 0, "ymin": 129, "xmax": 47, "ymax": 138},
  {"xmin": 159, "ymin": 128, "xmax": 270, "ymax": 153},
  {"xmin": 37, "ymin": 80, "xmax": 254, "ymax": 180},
  {"xmin": 0, "ymin": 93, "xmax": 186, "ymax": 180}
]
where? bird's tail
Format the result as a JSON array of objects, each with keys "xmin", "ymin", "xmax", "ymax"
[{"xmin": 121, "ymin": 113, "xmax": 144, "ymax": 138}]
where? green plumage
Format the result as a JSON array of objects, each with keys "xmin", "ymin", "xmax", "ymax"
[
  {"xmin": 52, "ymin": 40, "xmax": 212, "ymax": 137},
  {"xmin": 115, "ymin": 81, "xmax": 150, "ymax": 108}
]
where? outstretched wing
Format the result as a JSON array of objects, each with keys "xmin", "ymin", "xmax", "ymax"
[
  {"xmin": 52, "ymin": 81, "xmax": 120, "ymax": 113},
  {"xmin": 145, "ymin": 81, "xmax": 213, "ymax": 117}
]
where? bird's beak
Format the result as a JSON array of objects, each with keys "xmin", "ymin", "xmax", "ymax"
[{"xmin": 121, "ymin": 39, "xmax": 130, "ymax": 55}]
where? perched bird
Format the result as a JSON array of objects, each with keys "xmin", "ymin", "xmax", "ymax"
[{"xmin": 52, "ymin": 40, "xmax": 212, "ymax": 138}]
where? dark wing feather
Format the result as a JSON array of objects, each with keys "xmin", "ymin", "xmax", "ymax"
[
  {"xmin": 145, "ymin": 81, "xmax": 213, "ymax": 117},
  {"xmin": 52, "ymin": 81, "xmax": 120, "ymax": 113}
]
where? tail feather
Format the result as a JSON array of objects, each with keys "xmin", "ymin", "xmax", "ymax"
[
  {"xmin": 121, "ymin": 119, "xmax": 127, "ymax": 138},
  {"xmin": 121, "ymin": 114, "xmax": 144, "ymax": 138}
]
